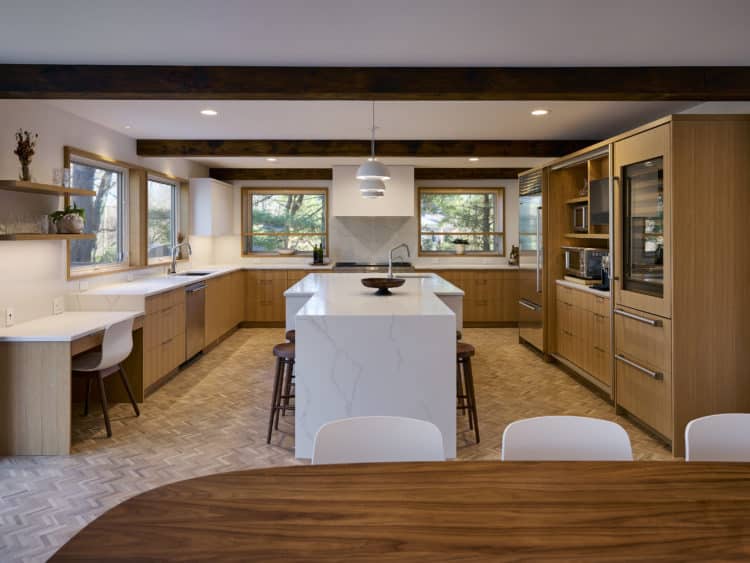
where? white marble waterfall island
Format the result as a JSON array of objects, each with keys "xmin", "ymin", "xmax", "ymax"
[{"xmin": 285, "ymin": 273, "xmax": 464, "ymax": 459}]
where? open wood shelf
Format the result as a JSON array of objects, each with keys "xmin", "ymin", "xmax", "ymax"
[
  {"xmin": 0, "ymin": 180, "xmax": 96, "ymax": 197},
  {"xmin": 564, "ymin": 233, "xmax": 610, "ymax": 239},
  {"xmin": 0, "ymin": 233, "xmax": 96, "ymax": 241},
  {"xmin": 565, "ymin": 196, "xmax": 589, "ymax": 204}
]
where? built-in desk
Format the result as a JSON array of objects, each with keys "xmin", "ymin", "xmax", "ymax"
[{"xmin": 0, "ymin": 311, "xmax": 144, "ymax": 455}]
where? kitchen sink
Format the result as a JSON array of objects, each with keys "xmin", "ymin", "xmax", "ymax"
[{"xmin": 178, "ymin": 271, "xmax": 213, "ymax": 277}]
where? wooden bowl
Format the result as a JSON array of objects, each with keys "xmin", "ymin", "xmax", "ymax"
[
  {"xmin": 361, "ymin": 277, "xmax": 406, "ymax": 295},
  {"xmin": 277, "ymin": 248, "xmax": 296, "ymax": 256}
]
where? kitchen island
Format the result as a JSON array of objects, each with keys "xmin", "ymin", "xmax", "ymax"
[{"xmin": 285, "ymin": 273, "xmax": 463, "ymax": 459}]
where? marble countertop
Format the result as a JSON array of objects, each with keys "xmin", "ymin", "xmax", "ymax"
[
  {"xmin": 556, "ymin": 279, "xmax": 611, "ymax": 297},
  {"xmin": 0, "ymin": 311, "xmax": 143, "ymax": 343},
  {"xmin": 287, "ymin": 273, "xmax": 463, "ymax": 317}
]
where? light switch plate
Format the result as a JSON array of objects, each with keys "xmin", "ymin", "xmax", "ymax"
[
  {"xmin": 5, "ymin": 308, "xmax": 15, "ymax": 327},
  {"xmin": 53, "ymin": 296, "xmax": 64, "ymax": 315}
]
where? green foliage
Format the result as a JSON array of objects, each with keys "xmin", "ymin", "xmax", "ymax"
[
  {"xmin": 248, "ymin": 193, "xmax": 325, "ymax": 252},
  {"xmin": 420, "ymin": 191, "xmax": 500, "ymax": 253}
]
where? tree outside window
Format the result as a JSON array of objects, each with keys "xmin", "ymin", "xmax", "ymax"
[{"xmin": 147, "ymin": 177, "xmax": 177, "ymax": 262}]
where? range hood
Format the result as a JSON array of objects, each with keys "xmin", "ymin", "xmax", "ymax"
[{"xmin": 331, "ymin": 165, "xmax": 415, "ymax": 217}]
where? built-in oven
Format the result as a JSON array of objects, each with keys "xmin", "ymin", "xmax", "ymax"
[{"xmin": 563, "ymin": 246, "xmax": 607, "ymax": 280}]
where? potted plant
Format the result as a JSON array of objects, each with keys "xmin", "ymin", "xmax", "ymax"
[
  {"xmin": 50, "ymin": 204, "xmax": 86, "ymax": 234},
  {"xmin": 14, "ymin": 129, "xmax": 38, "ymax": 182},
  {"xmin": 452, "ymin": 238, "xmax": 470, "ymax": 255}
]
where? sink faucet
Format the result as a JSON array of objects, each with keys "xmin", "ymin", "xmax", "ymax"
[
  {"xmin": 168, "ymin": 241, "xmax": 192, "ymax": 274},
  {"xmin": 388, "ymin": 243, "xmax": 410, "ymax": 278}
]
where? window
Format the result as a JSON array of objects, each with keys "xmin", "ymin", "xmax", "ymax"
[
  {"xmin": 147, "ymin": 176, "xmax": 178, "ymax": 263},
  {"xmin": 242, "ymin": 188, "xmax": 328, "ymax": 255},
  {"xmin": 418, "ymin": 188, "xmax": 505, "ymax": 255},
  {"xmin": 70, "ymin": 159, "xmax": 127, "ymax": 270}
]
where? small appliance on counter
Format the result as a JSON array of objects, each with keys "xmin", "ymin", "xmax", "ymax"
[
  {"xmin": 591, "ymin": 255, "xmax": 610, "ymax": 291},
  {"xmin": 562, "ymin": 246, "xmax": 607, "ymax": 280}
]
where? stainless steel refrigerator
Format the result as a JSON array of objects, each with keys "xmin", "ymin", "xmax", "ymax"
[{"xmin": 518, "ymin": 170, "xmax": 544, "ymax": 352}]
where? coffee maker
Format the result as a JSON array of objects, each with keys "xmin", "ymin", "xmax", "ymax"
[{"xmin": 592, "ymin": 254, "xmax": 610, "ymax": 291}]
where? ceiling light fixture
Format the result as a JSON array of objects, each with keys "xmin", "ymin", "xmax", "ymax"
[
  {"xmin": 200, "ymin": 109, "xmax": 218, "ymax": 116},
  {"xmin": 468, "ymin": 157, "xmax": 479, "ymax": 162},
  {"xmin": 531, "ymin": 109, "xmax": 549, "ymax": 116},
  {"xmin": 356, "ymin": 102, "xmax": 391, "ymax": 186},
  {"xmin": 124, "ymin": 124, "xmax": 132, "ymax": 129},
  {"xmin": 266, "ymin": 157, "xmax": 278, "ymax": 162},
  {"xmin": 359, "ymin": 178, "xmax": 386, "ymax": 199}
]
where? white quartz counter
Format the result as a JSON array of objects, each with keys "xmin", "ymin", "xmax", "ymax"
[
  {"xmin": 0, "ymin": 311, "xmax": 142, "ymax": 343},
  {"xmin": 556, "ymin": 279, "xmax": 611, "ymax": 298}
]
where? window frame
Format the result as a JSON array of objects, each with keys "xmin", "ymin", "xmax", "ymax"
[
  {"xmin": 146, "ymin": 174, "xmax": 179, "ymax": 265},
  {"xmin": 67, "ymin": 155, "xmax": 129, "ymax": 276},
  {"xmin": 241, "ymin": 187, "xmax": 329, "ymax": 257},
  {"xmin": 417, "ymin": 186, "xmax": 506, "ymax": 257}
]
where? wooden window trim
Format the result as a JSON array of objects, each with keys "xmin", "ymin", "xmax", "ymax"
[
  {"xmin": 417, "ymin": 186, "xmax": 506, "ymax": 257},
  {"xmin": 241, "ymin": 187, "xmax": 329, "ymax": 257},
  {"xmin": 63, "ymin": 146, "xmax": 188, "ymax": 279}
]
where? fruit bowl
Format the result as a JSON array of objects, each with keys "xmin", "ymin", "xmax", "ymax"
[
  {"xmin": 361, "ymin": 277, "xmax": 406, "ymax": 295},
  {"xmin": 277, "ymin": 248, "xmax": 296, "ymax": 256}
]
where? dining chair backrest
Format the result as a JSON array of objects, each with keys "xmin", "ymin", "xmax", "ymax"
[
  {"xmin": 685, "ymin": 413, "xmax": 750, "ymax": 462},
  {"xmin": 93, "ymin": 317, "xmax": 135, "ymax": 371},
  {"xmin": 312, "ymin": 416, "xmax": 445, "ymax": 465},
  {"xmin": 501, "ymin": 416, "xmax": 633, "ymax": 461}
]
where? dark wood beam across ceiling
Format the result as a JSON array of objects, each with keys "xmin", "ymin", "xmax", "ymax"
[
  {"xmin": 137, "ymin": 139, "xmax": 594, "ymax": 158},
  {"xmin": 414, "ymin": 167, "xmax": 529, "ymax": 180},
  {"xmin": 1, "ymin": 65, "xmax": 749, "ymax": 100},
  {"xmin": 210, "ymin": 168, "xmax": 332, "ymax": 181}
]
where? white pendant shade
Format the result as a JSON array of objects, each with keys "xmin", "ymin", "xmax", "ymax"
[
  {"xmin": 356, "ymin": 159, "xmax": 391, "ymax": 181},
  {"xmin": 359, "ymin": 178, "xmax": 386, "ymax": 199}
]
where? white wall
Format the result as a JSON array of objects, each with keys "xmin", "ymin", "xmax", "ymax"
[
  {"xmin": 0, "ymin": 100, "xmax": 208, "ymax": 324},
  {"xmin": 680, "ymin": 102, "xmax": 750, "ymax": 114}
]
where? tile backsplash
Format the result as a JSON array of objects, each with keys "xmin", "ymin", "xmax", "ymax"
[{"xmin": 331, "ymin": 216, "xmax": 417, "ymax": 262}]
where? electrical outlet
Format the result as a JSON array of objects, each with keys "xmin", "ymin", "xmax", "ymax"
[
  {"xmin": 5, "ymin": 308, "xmax": 15, "ymax": 327},
  {"xmin": 53, "ymin": 296, "xmax": 64, "ymax": 315},
  {"xmin": 79, "ymin": 280, "xmax": 89, "ymax": 291},
  {"xmin": 127, "ymin": 272, "xmax": 135, "ymax": 282}
]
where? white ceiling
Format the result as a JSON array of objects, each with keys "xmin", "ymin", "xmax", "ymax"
[
  {"xmin": 2, "ymin": 0, "xmax": 749, "ymax": 66},
  {"xmin": 45, "ymin": 100, "xmax": 696, "ymax": 140}
]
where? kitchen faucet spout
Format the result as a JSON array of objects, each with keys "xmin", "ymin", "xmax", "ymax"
[{"xmin": 388, "ymin": 243, "xmax": 410, "ymax": 278}]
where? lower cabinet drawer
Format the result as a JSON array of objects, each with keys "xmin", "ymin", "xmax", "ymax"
[
  {"xmin": 587, "ymin": 343, "xmax": 612, "ymax": 387},
  {"xmin": 143, "ymin": 333, "xmax": 186, "ymax": 390}
]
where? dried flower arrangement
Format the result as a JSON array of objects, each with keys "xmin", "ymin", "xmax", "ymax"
[{"xmin": 14, "ymin": 129, "xmax": 38, "ymax": 181}]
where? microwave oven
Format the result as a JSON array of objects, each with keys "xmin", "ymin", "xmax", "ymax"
[{"xmin": 562, "ymin": 246, "xmax": 607, "ymax": 279}]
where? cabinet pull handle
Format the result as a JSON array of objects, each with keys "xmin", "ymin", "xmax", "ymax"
[
  {"xmin": 260, "ymin": 300, "xmax": 273, "ymax": 306},
  {"xmin": 162, "ymin": 336, "xmax": 174, "ymax": 345},
  {"xmin": 594, "ymin": 313, "xmax": 607, "ymax": 320},
  {"xmin": 614, "ymin": 308, "xmax": 662, "ymax": 327},
  {"xmin": 518, "ymin": 299, "xmax": 540, "ymax": 311},
  {"xmin": 563, "ymin": 330, "xmax": 573, "ymax": 336},
  {"xmin": 615, "ymin": 354, "xmax": 663, "ymax": 380},
  {"xmin": 594, "ymin": 345, "xmax": 606, "ymax": 353}
]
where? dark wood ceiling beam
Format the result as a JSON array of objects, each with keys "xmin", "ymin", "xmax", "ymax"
[
  {"xmin": 414, "ymin": 167, "xmax": 529, "ymax": 180},
  {"xmin": 137, "ymin": 139, "xmax": 594, "ymax": 158},
  {"xmin": 1, "ymin": 65, "xmax": 749, "ymax": 100},
  {"xmin": 210, "ymin": 168, "xmax": 332, "ymax": 181}
]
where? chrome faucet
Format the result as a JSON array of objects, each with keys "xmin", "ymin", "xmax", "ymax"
[
  {"xmin": 388, "ymin": 243, "xmax": 410, "ymax": 278},
  {"xmin": 168, "ymin": 241, "xmax": 192, "ymax": 274}
]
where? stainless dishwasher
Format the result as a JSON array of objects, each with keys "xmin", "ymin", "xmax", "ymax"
[{"xmin": 185, "ymin": 282, "xmax": 206, "ymax": 359}]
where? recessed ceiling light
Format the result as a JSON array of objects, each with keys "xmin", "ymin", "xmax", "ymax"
[
  {"xmin": 531, "ymin": 109, "xmax": 549, "ymax": 116},
  {"xmin": 266, "ymin": 157, "xmax": 278, "ymax": 162},
  {"xmin": 468, "ymin": 157, "xmax": 480, "ymax": 162},
  {"xmin": 200, "ymin": 109, "xmax": 218, "ymax": 116},
  {"xmin": 124, "ymin": 124, "xmax": 132, "ymax": 129}
]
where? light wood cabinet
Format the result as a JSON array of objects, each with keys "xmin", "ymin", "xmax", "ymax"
[
  {"xmin": 555, "ymin": 284, "xmax": 612, "ymax": 390},
  {"xmin": 143, "ymin": 288, "xmax": 186, "ymax": 389},
  {"xmin": 245, "ymin": 270, "xmax": 311, "ymax": 324},
  {"xmin": 423, "ymin": 269, "xmax": 519, "ymax": 325},
  {"xmin": 205, "ymin": 270, "xmax": 245, "ymax": 346}
]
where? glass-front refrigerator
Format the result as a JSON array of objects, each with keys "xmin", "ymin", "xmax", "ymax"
[{"xmin": 518, "ymin": 170, "xmax": 543, "ymax": 352}]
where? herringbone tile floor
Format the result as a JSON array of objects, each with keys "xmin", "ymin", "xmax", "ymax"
[{"xmin": 0, "ymin": 328, "xmax": 671, "ymax": 562}]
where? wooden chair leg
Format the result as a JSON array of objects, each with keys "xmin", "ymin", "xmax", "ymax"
[
  {"xmin": 267, "ymin": 358, "xmax": 283, "ymax": 444},
  {"xmin": 96, "ymin": 373, "xmax": 113, "ymax": 438},
  {"xmin": 275, "ymin": 360, "xmax": 289, "ymax": 430},
  {"xmin": 464, "ymin": 358, "xmax": 480, "ymax": 443},
  {"xmin": 117, "ymin": 365, "xmax": 140, "ymax": 417},
  {"xmin": 282, "ymin": 359, "xmax": 294, "ymax": 416},
  {"xmin": 83, "ymin": 376, "xmax": 92, "ymax": 416},
  {"xmin": 456, "ymin": 363, "xmax": 466, "ymax": 415}
]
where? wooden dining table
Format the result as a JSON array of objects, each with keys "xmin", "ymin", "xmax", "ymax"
[{"xmin": 53, "ymin": 461, "xmax": 750, "ymax": 561}]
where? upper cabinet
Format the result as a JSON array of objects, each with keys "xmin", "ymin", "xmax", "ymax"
[
  {"xmin": 331, "ymin": 165, "xmax": 414, "ymax": 216},
  {"xmin": 190, "ymin": 178, "xmax": 234, "ymax": 236},
  {"xmin": 613, "ymin": 124, "xmax": 671, "ymax": 319}
]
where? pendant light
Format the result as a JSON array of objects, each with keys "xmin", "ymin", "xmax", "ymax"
[
  {"xmin": 356, "ymin": 102, "xmax": 391, "ymax": 182},
  {"xmin": 359, "ymin": 178, "xmax": 386, "ymax": 199}
]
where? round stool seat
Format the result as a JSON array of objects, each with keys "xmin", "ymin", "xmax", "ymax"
[
  {"xmin": 457, "ymin": 342, "xmax": 475, "ymax": 359},
  {"xmin": 273, "ymin": 342, "xmax": 296, "ymax": 360},
  {"xmin": 456, "ymin": 330, "xmax": 463, "ymax": 341},
  {"xmin": 285, "ymin": 329, "xmax": 296, "ymax": 343}
]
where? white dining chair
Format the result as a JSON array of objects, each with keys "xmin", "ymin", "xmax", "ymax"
[
  {"xmin": 311, "ymin": 416, "xmax": 445, "ymax": 465},
  {"xmin": 685, "ymin": 413, "xmax": 750, "ymax": 462},
  {"xmin": 72, "ymin": 317, "xmax": 140, "ymax": 437},
  {"xmin": 501, "ymin": 416, "xmax": 633, "ymax": 461}
]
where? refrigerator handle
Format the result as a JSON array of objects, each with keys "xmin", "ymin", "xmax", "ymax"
[{"xmin": 535, "ymin": 206, "xmax": 542, "ymax": 293}]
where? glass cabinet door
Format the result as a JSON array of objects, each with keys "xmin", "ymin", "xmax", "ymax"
[{"xmin": 622, "ymin": 157, "xmax": 664, "ymax": 297}]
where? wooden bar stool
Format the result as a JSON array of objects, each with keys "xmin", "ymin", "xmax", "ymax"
[
  {"xmin": 285, "ymin": 329, "xmax": 296, "ymax": 343},
  {"xmin": 456, "ymin": 341, "xmax": 479, "ymax": 443},
  {"xmin": 267, "ymin": 342, "xmax": 295, "ymax": 444},
  {"xmin": 72, "ymin": 318, "xmax": 140, "ymax": 438}
]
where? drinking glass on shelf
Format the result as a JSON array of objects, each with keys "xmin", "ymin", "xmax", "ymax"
[
  {"xmin": 63, "ymin": 168, "xmax": 71, "ymax": 188},
  {"xmin": 53, "ymin": 168, "xmax": 64, "ymax": 186}
]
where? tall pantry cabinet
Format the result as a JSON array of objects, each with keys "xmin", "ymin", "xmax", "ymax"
[{"xmin": 611, "ymin": 115, "xmax": 750, "ymax": 456}]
